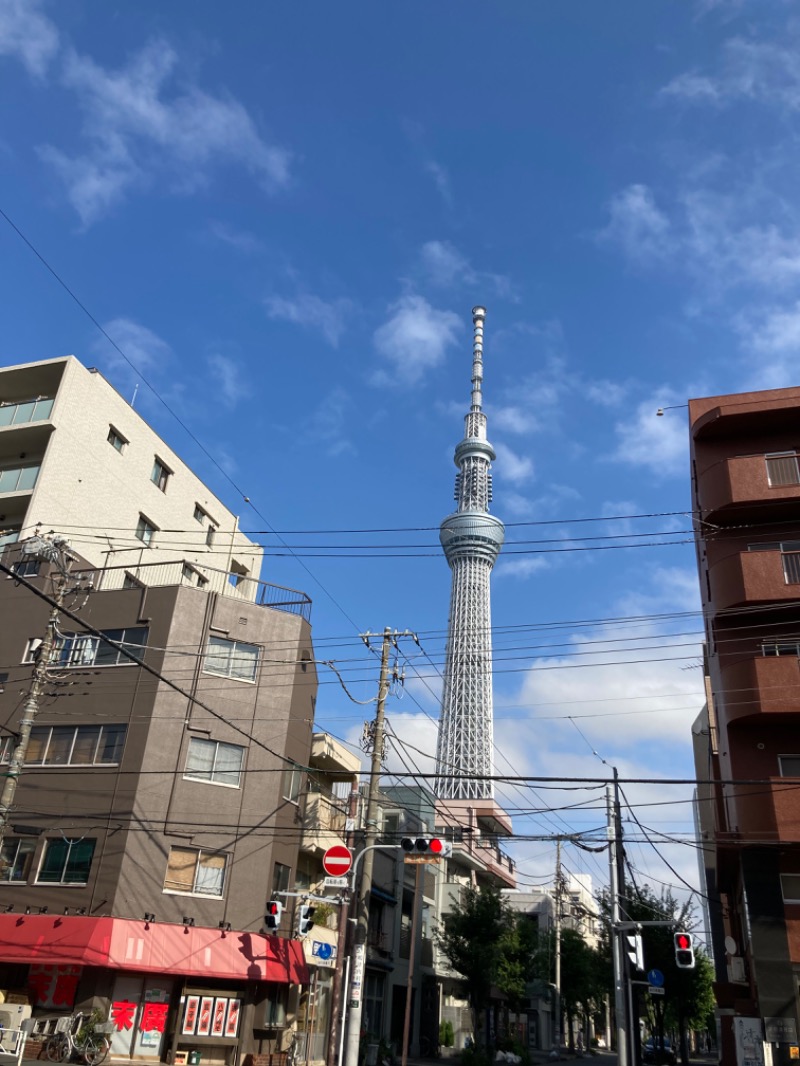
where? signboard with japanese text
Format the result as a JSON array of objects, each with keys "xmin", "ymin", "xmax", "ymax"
[
  {"xmin": 224, "ymin": 1000, "xmax": 241, "ymax": 1039},
  {"xmin": 349, "ymin": 943, "xmax": 365, "ymax": 1008},
  {"xmin": 211, "ymin": 999, "xmax": 227, "ymax": 1037},
  {"xmin": 27, "ymin": 965, "xmax": 81, "ymax": 1009},
  {"xmin": 196, "ymin": 997, "xmax": 214, "ymax": 1037},
  {"xmin": 182, "ymin": 995, "xmax": 200, "ymax": 1036}
]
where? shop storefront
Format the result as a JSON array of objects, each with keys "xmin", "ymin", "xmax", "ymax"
[
  {"xmin": 0, "ymin": 914, "xmax": 308, "ymax": 1064},
  {"xmin": 297, "ymin": 927, "xmax": 338, "ymax": 1065}
]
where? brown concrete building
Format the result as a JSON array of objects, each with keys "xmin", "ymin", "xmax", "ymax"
[
  {"xmin": 690, "ymin": 386, "xmax": 800, "ymax": 1065},
  {"xmin": 0, "ymin": 356, "xmax": 319, "ymax": 1064}
]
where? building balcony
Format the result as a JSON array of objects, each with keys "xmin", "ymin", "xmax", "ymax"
[
  {"xmin": 0, "ymin": 397, "xmax": 54, "ymax": 429},
  {"xmin": 718, "ymin": 655, "xmax": 800, "ymax": 723},
  {"xmin": 708, "ymin": 549, "xmax": 800, "ymax": 612},
  {"xmin": 299, "ymin": 791, "xmax": 348, "ymax": 855},
  {"xmin": 727, "ymin": 778, "xmax": 800, "ymax": 843},
  {"xmin": 77, "ymin": 560, "xmax": 312, "ymax": 621},
  {"xmin": 697, "ymin": 453, "xmax": 800, "ymax": 520}
]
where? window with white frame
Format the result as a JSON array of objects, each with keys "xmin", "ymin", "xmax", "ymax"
[
  {"xmin": 9, "ymin": 558, "xmax": 40, "ymax": 578},
  {"xmin": 0, "ymin": 735, "xmax": 15, "ymax": 763},
  {"xmin": 779, "ymin": 756, "xmax": 800, "ymax": 777},
  {"xmin": 107, "ymin": 426, "xmax": 127, "ymax": 452},
  {"xmin": 26, "ymin": 724, "xmax": 126, "ymax": 766},
  {"xmin": 185, "ymin": 738, "xmax": 244, "ymax": 786},
  {"xmin": 766, "ymin": 452, "xmax": 800, "ymax": 487},
  {"xmin": 151, "ymin": 457, "xmax": 172, "ymax": 492},
  {"xmin": 203, "ymin": 636, "xmax": 259, "ymax": 682},
  {"xmin": 194, "ymin": 504, "xmax": 209, "ymax": 524},
  {"xmin": 36, "ymin": 837, "xmax": 96, "ymax": 885},
  {"xmin": 0, "ymin": 837, "xmax": 37, "ymax": 882},
  {"xmin": 272, "ymin": 862, "xmax": 291, "ymax": 895},
  {"xmin": 282, "ymin": 765, "xmax": 303, "ymax": 803},
  {"xmin": 781, "ymin": 873, "xmax": 800, "ymax": 903},
  {"xmin": 54, "ymin": 626, "xmax": 148, "ymax": 668},
  {"xmin": 135, "ymin": 514, "xmax": 157, "ymax": 546},
  {"xmin": 22, "ymin": 637, "xmax": 43, "ymax": 663},
  {"xmin": 163, "ymin": 846, "xmax": 227, "ymax": 896}
]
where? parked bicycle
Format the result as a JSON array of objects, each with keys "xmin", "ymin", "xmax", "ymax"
[{"xmin": 44, "ymin": 1013, "xmax": 111, "ymax": 1066}]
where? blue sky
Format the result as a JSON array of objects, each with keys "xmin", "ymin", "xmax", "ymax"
[{"xmin": 1, "ymin": 0, "xmax": 796, "ymax": 914}]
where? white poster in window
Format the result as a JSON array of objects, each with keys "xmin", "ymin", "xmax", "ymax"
[
  {"xmin": 224, "ymin": 1000, "xmax": 241, "ymax": 1039},
  {"xmin": 196, "ymin": 997, "xmax": 214, "ymax": 1037},
  {"xmin": 211, "ymin": 999, "xmax": 226, "ymax": 1038}
]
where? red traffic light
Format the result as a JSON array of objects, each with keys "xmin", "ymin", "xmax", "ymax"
[
  {"xmin": 674, "ymin": 933, "xmax": 691, "ymax": 950},
  {"xmin": 429, "ymin": 838, "xmax": 444, "ymax": 854},
  {"xmin": 266, "ymin": 902, "xmax": 280, "ymax": 915}
]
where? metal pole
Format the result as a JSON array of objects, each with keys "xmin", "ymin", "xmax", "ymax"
[
  {"xmin": 338, "ymin": 955, "xmax": 351, "ymax": 1066},
  {"xmin": 343, "ymin": 628, "xmax": 393, "ymax": 1066},
  {"xmin": 607, "ymin": 785, "xmax": 628, "ymax": 1066},
  {"xmin": 401, "ymin": 862, "xmax": 422, "ymax": 1066},
  {"xmin": 613, "ymin": 768, "xmax": 633, "ymax": 1066},
  {"xmin": 328, "ymin": 789, "xmax": 360, "ymax": 1066},
  {"xmin": 0, "ymin": 556, "xmax": 70, "ymax": 849},
  {"xmin": 553, "ymin": 838, "xmax": 562, "ymax": 1052}
]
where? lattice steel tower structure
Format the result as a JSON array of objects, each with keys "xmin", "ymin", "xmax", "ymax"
[{"xmin": 435, "ymin": 306, "xmax": 505, "ymax": 801}]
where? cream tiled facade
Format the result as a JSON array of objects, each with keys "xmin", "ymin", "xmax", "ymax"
[{"xmin": 0, "ymin": 355, "xmax": 259, "ymax": 584}]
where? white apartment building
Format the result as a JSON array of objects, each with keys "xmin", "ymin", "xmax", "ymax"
[{"xmin": 0, "ymin": 355, "xmax": 260, "ymax": 594}]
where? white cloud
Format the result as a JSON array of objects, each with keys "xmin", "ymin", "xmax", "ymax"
[
  {"xmin": 490, "ymin": 405, "xmax": 540, "ymax": 434},
  {"xmin": 208, "ymin": 221, "xmax": 263, "ymax": 253},
  {"xmin": 418, "ymin": 240, "xmax": 517, "ymax": 299},
  {"xmin": 424, "ymin": 159, "xmax": 453, "ymax": 207},
  {"xmin": 495, "ymin": 556, "xmax": 550, "ymax": 580},
  {"xmin": 0, "ymin": 0, "xmax": 58, "ymax": 78},
  {"xmin": 494, "ymin": 440, "xmax": 535, "ymax": 484},
  {"xmin": 736, "ymin": 301, "xmax": 800, "ymax": 387},
  {"xmin": 207, "ymin": 354, "xmax": 240, "ymax": 409},
  {"xmin": 598, "ymin": 184, "xmax": 673, "ymax": 262},
  {"xmin": 304, "ymin": 388, "xmax": 356, "ymax": 457},
  {"xmin": 91, "ymin": 317, "xmax": 172, "ymax": 392},
  {"xmin": 265, "ymin": 292, "xmax": 351, "ymax": 347},
  {"xmin": 373, "ymin": 294, "xmax": 462, "ymax": 386},
  {"xmin": 609, "ymin": 388, "xmax": 689, "ymax": 478},
  {"xmin": 662, "ymin": 35, "xmax": 800, "ymax": 112},
  {"xmin": 39, "ymin": 38, "xmax": 290, "ymax": 223}
]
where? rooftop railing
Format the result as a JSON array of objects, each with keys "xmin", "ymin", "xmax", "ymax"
[{"xmin": 75, "ymin": 560, "xmax": 312, "ymax": 622}]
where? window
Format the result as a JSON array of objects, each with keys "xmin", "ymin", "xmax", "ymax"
[
  {"xmin": 185, "ymin": 738, "xmax": 244, "ymax": 787},
  {"xmin": 0, "ymin": 735, "xmax": 15, "ymax": 763},
  {"xmin": 282, "ymin": 766, "xmax": 303, "ymax": 803},
  {"xmin": 203, "ymin": 636, "xmax": 259, "ymax": 682},
  {"xmin": 10, "ymin": 559, "xmax": 40, "ymax": 578},
  {"xmin": 107, "ymin": 426, "xmax": 127, "ymax": 452},
  {"xmin": 0, "ymin": 463, "xmax": 40, "ymax": 493},
  {"xmin": 36, "ymin": 838, "xmax": 96, "ymax": 885},
  {"xmin": 206, "ymin": 525, "xmax": 217, "ymax": 547},
  {"xmin": 54, "ymin": 627, "xmax": 148, "ymax": 668},
  {"xmin": 749, "ymin": 542, "xmax": 800, "ymax": 584},
  {"xmin": 766, "ymin": 452, "xmax": 800, "ymax": 487},
  {"xmin": 122, "ymin": 573, "xmax": 144, "ymax": 590},
  {"xmin": 22, "ymin": 637, "xmax": 43, "ymax": 664},
  {"xmin": 228, "ymin": 561, "xmax": 249, "ymax": 588},
  {"xmin": 779, "ymin": 756, "xmax": 800, "ymax": 777},
  {"xmin": 0, "ymin": 397, "xmax": 54, "ymax": 427},
  {"xmin": 0, "ymin": 837, "xmax": 37, "ymax": 882},
  {"xmin": 181, "ymin": 563, "xmax": 208, "ymax": 588},
  {"xmin": 762, "ymin": 641, "xmax": 800, "ymax": 657},
  {"xmin": 164, "ymin": 847, "xmax": 227, "ymax": 896},
  {"xmin": 194, "ymin": 504, "xmax": 209, "ymax": 524},
  {"xmin": 781, "ymin": 874, "xmax": 800, "ymax": 903},
  {"xmin": 272, "ymin": 862, "xmax": 291, "ymax": 895},
  {"xmin": 135, "ymin": 515, "xmax": 157, "ymax": 546},
  {"xmin": 26, "ymin": 725, "xmax": 126, "ymax": 766},
  {"xmin": 151, "ymin": 457, "xmax": 171, "ymax": 492}
]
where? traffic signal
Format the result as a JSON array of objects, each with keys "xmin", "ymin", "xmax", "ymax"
[
  {"xmin": 625, "ymin": 932, "xmax": 645, "ymax": 971},
  {"xmin": 674, "ymin": 931, "xmax": 695, "ymax": 969},
  {"xmin": 265, "ymin": 900, "xmax": 283, "ymax": 930},
  {"xmin": 297, "ymin": 904, "xmax": 316, "ymax": 936},
  {"xmin": 400, "ymin": 837, "xmax": 453, "ymax": 858}
]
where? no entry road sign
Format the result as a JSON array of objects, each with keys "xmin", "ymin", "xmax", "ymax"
[{"xmin": 323, "ymin": 845, "xmax": 352, "ymax": 878}]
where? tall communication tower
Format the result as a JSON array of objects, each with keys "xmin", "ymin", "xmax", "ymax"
[{"xmin": 435, "ymin": 306, "xmax": 505, "ymax": 800}]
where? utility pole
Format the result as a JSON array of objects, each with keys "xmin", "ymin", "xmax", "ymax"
[
  {"xmin": 400, "ymin": 862, "xmax": 422, "ymax": 1066},
  {"xmin": 328, "ymin": 787, "xmax": 360, "ymax": 1066},
  {"xmin": 553, "ymin": 838, "xmax": 562, "ymax": 1053},
  {"xmin": 343, "ymin": 628, "xmax": 393, "ymax": 1066},
  {"xmin": 607, "ymin": 782, "xmax": 628, "ymax": 1066},
  {"xmin": 0, "ymin": 536, "xmax": 80, "ymax": 850}
]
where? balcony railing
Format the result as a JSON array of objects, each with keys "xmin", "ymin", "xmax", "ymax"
[
  {"xmin": 0, "ymin": 463, "xmax": 40, "ymax": 494},
  {"xmin": 300, "ymin": 792, "xmax": 348, "ymax": 854},
  {"xmin": 75, "ymin": 561, "xmax": 312, "ymax": 621},
  {"xmin": 0, "ymin": 398, "xmax": 54, "ymax": 427}
]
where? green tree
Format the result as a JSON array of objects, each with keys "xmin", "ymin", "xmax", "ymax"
[{"xmin": 436, "ymin": 883, "xmax": 514, "ymax": 1044}]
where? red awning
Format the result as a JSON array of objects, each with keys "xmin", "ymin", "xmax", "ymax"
[{"xmin": 0, "ymin": 915, "xmax": 308, "ymax": 984}]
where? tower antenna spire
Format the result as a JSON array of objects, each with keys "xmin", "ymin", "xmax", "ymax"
[{"xmin": 471, "ymin": 304, "xmax": 486, "ymax": 412}]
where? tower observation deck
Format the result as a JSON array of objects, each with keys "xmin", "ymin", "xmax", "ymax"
[{"xmin": 434, "ymin": 306, "xmax": 504, "ymax": 801}]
